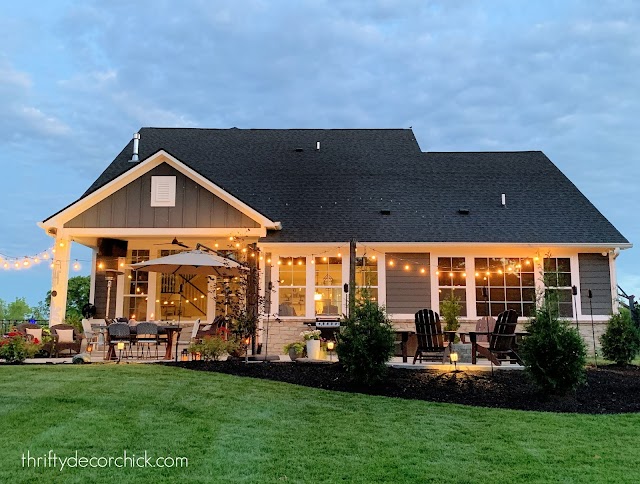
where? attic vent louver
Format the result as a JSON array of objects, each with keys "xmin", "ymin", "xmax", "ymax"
[
  {"xmin": 458, "ymin": 208, "xmax": 470, "ymax": 215},
  {"xmin": 380, "ymin": 210, "xmax": 391, "ymax": 215}
]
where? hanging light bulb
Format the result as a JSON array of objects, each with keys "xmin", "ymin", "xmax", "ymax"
[
  {"xmin": 42, "ymin": 253, "xmax": 49, "ymax": 260},
  {"xmin": 73, "ymin": 261, "xmax": 81, "ymax": 271},
  {"xmin": 420, "ymin": 268, "xmax": 426, "ymax": 274},
  {"xmin": 23, "ymin": 259, "xmax": 31, "ymax": 267},
  {"xmin": 404, "ymin": 264, "xmax": 410, "ymax": 271}
]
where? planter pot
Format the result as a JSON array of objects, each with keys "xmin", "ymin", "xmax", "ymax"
[
  {"xmin": 306, "ymin": 339, "xmax": 321, "ymax": 360},
  {"xmin": 288, "ymin": 348, "xmax": 304, "ymax": 361}
]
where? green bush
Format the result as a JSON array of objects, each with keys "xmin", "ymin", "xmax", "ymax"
[
  {"xmin": 600, "ymin": 310, "xmax": 640, "ymax": 365},
  {"xmin": 520, "ymin": 303, "xmax": 587, "ymax": 395},
  {"xmin": 440, "ymin": 294, "xmax": 461, "ymax": 342},
  {"xmin": 0, "ymin": 333, "xmax": 41, "ymax": 363},
  {"xmin": 336, "ymin": 293, "xmax": 395, "ymax": 385},
  {"xmin": 188, "ymin": 335, "xmax": 230, "ymax": 361}
]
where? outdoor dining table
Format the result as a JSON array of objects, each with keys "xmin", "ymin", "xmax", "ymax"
[{"xmin": 158, "ymin": 324, "xmax": 182, "ymax": 361}]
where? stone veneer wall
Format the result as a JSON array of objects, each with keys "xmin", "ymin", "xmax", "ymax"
[{"xmin": 266, "ymin": 318, "xmax": 608, "ymax": 357}]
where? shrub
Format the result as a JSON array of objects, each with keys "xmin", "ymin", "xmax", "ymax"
[
  {"xmin": 600, "ymin": 310, "xmax": 640, "ymax": 365},
  {"xmin": 440, "ymin": 294, "xmax": 461, "ymax": 342},
  {"xmin": 283, "ymin": 341, "xmax": 306, "ymax": 355},
  {"xmin": 0, "ymin": 333, "xmax": 41, "ymax": 363},
  {"xmin": 189, "ymin": 335, "xmax": 230, "ymax": 361},
  {"xmin": 336, "ymin": 292, "xmax": 395, "ymax": 385},
  {"xmin": 520, "ymin": 304, "xmax": 587, "ymax": 395}
]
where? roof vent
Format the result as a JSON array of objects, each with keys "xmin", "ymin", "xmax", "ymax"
[
  {"xmin": 316, "ymin": 141, "xmax": 320, "ymax": 151},
  {"xmin": 458, "ymin": 208, "xmax": 470, "ymax": 215},
  {"xmin": 380, "ymin": 209, "xmax": 391, "ymax": 216},
  {"xmin": 501, "ymin": 193, "xmax": 506, "ymax": 207},
  {"xmin": 294, "ymin": 148, "xmax": 304, "ymax": 152},
  {"xmin": 129, "ymin": 133, "xmax": 141, "ymax": 162}
]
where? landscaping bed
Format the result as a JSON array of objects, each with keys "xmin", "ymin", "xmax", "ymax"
[{"xmin": 171, "ymin": 360, "xmax": 640, "ymax": 414}]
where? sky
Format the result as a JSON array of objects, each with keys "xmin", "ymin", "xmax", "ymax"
[{"xmin": 0, "ymin": 0, "xmax": 638, "ymax": 306}]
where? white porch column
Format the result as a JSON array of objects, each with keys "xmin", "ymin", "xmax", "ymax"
[
  {"xmin": 49, "ymin": 237, "xmax": 71, "ymax": 325},
  {"xmin": 89, "ymin": 248, "xmax": 97, "ymax": 305}
]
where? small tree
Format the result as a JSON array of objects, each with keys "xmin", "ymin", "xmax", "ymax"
[
  {"xmin": 440, "ymin": 294, "xmax": 461, "ymax": 342},
  {"xmin": 520, "ymin": 295, "xmax": 587, "ymax": 395},
  {"xmin": 600, "ymin": 309, "xmax": 640, "ymax": 365},
  {"xmin": 336, "ymin": 290, "xmax": 395, "ymax": 386}
]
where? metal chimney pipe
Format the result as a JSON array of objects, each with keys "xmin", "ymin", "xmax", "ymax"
[{"xmin": 129, "ymin": 132, "xmax": 140, "ymax": 162}]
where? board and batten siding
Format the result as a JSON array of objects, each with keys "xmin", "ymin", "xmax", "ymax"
[
  {"xmin": 64, "ymin": 163, "xmax": 260, "ymax": 229},
  {"xmin": 578, "ymin": 253, "xmax": 613, "ymax": 315},
  {"xmin": 385, "ymin": 253, "xmax": 430, "ymax": 314}
]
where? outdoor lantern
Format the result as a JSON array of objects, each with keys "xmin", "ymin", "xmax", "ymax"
[
  {"xmin": 87, "ymin": 344, "xmax": 93, "ymax": 353},
  {"xmin": 181, "ymin": 349, "xmax": 189, "ymax": 362},
  {"xmin": 326, "ymin": 341, "xmax": 335, "ymax": 351},
  {"xmin": 117, "ymin": 342, "xmax": 125, "ymax": 351},
  {"xmin": 450, "ymin": 352, "xmax": 459, "ymax": 371},
  {"xmin": 195, "ymin": 352, "xmax": 202, "ymax": 361}
]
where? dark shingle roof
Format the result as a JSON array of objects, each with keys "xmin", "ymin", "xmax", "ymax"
[{"xmin": 79, "ymin": 128, "xmax": 628, "ymax": 245}]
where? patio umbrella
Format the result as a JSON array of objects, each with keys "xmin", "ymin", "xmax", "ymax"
[
  {"xmin": 130, "ymin": 249, "xmax": 248, "ymax": 277},
  {"xmin": 130, "ymin": 249, "xmax": 249, "ymax": 360}
]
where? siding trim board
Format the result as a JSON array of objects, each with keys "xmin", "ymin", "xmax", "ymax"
[{"xmin": 385, "ymin": 253, "xmax": 431, "ymax": 314}]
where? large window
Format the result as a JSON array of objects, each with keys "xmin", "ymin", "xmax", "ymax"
[
  {"xmin": 314, "ymin": 256, "xmax": 342, "ymax": 316},
  {"xmin": 124, "ymin": 250, "xmax": 149, "ymax": 320},
  {"xmin": 543, "ymin": 257, "xmax": 573, "ymax": 317},
  {"xmin": 475, "ymin": 257, "xmax": 535, "ymax": 317},
  {"xmin": 278, "ymin": 257, "xmax": 306, "ymax": 317},
  {"xmin": 437, "ymin": 257, "xmax": 467, "ymax": 316},
  {"xmin": 355, "ymin": 256, "xmax": 378, "ymax": 301}
]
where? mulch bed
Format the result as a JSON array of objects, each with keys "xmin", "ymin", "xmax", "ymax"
[{"xmin": 169, "ymin": 360, "xmax": 640, "ymax": 414}]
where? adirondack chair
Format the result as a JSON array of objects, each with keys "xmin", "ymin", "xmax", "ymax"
[
  {"xmin": 413, "ymin": 309, "xmax": 449, "ymax": 364},
  {"xmin": 460, "ymin": 316, "xmax": 496, "ymax": 343},
  {"xmin": 470, "ymin": 309, "xmax": 523, "ymax": 365}
]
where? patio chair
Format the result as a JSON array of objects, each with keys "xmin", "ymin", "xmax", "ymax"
[
  {"xmin": 413, "ymin": 309, "xmax": 449, "ymax": 364},
  {"xmin": 15, "ymin": 322, "xmax": 53, "ymax": 356},
  {"xmin": 136, "ymin": 322, "xmax": 160, "ymax": 359},
  {"xmin": 460, "ymin": 316, "xmax": 496, "ymax": 344},
  {"xmin": 82, "ymin": 319, "xmax": 100, "ymax": 352},
  {"xmin": 108, "ymin": 323, "xmax": 132, "ymax": 360},
  {"xmin": 190, "ymin": 319, "xmax": 202, "ymax": 343},
  {"xmin": 470, "ymin": 309, "xmax": 523, "ymax": 365},
  {"xmin": 50, "ymin": 324, "xmax": 82, "ymax": 357}
]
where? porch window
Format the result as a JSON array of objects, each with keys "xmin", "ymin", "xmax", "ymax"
[
  {"xmin": 543, "ymin": 257, "xmax": 573, "ymax": 317},
  {"xmin": 475, "ymin": 257, "xmax": 535, "ymax": 317},
  {"xmin": 437, "ymin": 257, "xmax": 467, "ymax": 316},
  {"xmin": 315, "ymin": 256, "xmax": 342, "ymax": 316},
  {"xmin": 278, "ymin": 257, "xmax": 306, "ymax": 317},
  {"xmin": 355, "ymin": 256, "xmax": 378, "ymax": 301},
  {"xmin": 124, "ymin": 250, "xmax": 149, "ymax": 320}
]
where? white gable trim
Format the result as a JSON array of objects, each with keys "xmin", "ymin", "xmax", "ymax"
[{"xmin": 41, "ymin": 150, "xmax": 281, "ymax": 230}]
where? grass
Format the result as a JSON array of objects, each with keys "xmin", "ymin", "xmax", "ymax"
[{"xmin": 0, "ymin": 365, "xmax": 639, "ymax": 483}]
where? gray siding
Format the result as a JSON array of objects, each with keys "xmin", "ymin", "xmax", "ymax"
[
  {"xmin": 578, "ymin": 253, "xmax": 613, "ymax": 315},
  {"xmin": 64, "ymin": 163, "xmax": 260, "ymax": 229},
  {"xmin": 385, "ymin": 253, "xmax": 430, "ymax": 314}
]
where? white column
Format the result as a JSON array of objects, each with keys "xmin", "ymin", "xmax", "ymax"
[
  {"xmin": 609, "ymin": 252, "xmax": 619, "ymax": 313},
  {"xmin": 49, "ymin": 237, "xmax": 71, "ymax": 325},
  {"xmin": 115, "ymin": 257, "xmax": 125, "ymax": 318},
  {"xmin": 147, "ymin": 271, "xmax": 157, "ymax": 320},
  {"xmin": 306, "ymin": 256, "xmax": 315, "ymax": 318},
  {"xmin": 570, "ymin": 254, "xmax": 582, "ymax": 318},
  {"xmin": 89, "ymin": 248, "xmax": 97, "ymax": 305},
  {"xmin": 341, "ymin": 250, "xmax": 349, "ymax": 315},
  {"xmin": 465, "ymin": 256, "xmax": 476, "ymax": 319},
  {"xmin": 377, "ymin": 254, "xmax": 386, "ymax": 307}
]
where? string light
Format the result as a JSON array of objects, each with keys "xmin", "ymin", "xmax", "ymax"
[{"xmin": 73, "ymin": 260, "xmax": 81, "ymax": 271}]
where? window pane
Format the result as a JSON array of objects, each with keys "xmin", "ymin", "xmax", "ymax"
[
  {"xmin": 489, "ymin": 274, "xmax": 505, "ymax": 287},
  {"xmin": 315, "ymin": 288, "xmax": 342, "ymax": 316},
  {"xmin": 506, "ymin": 288, "xmax": 521, "ymax": 301},
  {"xmin": 523, "ymin": 303, "xmax": 536, "ymax": 317},
  {"xmin": 559, "ymin": 303, "xmax": 573, "ymax": 318},
  {"xmin": 557, "ymin": 273, "xmax": 572, "ymax": 287},
  {"xmin": 491, "ymin": 302, "xmax": 506, "ymax": 315},
  {"xmin": 279, "ymin": 287, "xmax": 305, "ymax": 317},
  {"xmin": 489, "ymin": 258, "xmax": 504, "ymax": 271},
  {"xmin": 521, "ymin": 273, "xmax": 535, "ymax": 287},
  {"xmin": 506, "ymin": 303, "xmax": 522, "ymax": 316},
  {"xmin": 505, "ymin": 273, "xmax": 520, "ymax": 287},
  {"xmin": 522, "ymin": 288, "xmax": 536, "ymax": 303},
  {"xmin": 438, "ymin": 258, "xmax": 452, "ymax": 271},
  {"xmin": 475, "ymin": 258, "xmax": 488, "ymax": 271},
  {"xmin": 544, "ymin": 258, "xmax": 556, "ymax": 272},
  {"xmin": 452, "ymin": 258, "xmax": 465, "ymax": 270},
  {"xmin": 490, "ymin": 288, "xmax": 505, "ymax": 301},
  {"xmin": 557, "ymin": 258, "xmax": 571, "ymax": 272},
  {"xmin": 477, "ymin": 302, "xmax": 489, "ymax": 317}
]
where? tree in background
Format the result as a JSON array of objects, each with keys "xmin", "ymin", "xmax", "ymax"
[
  {"xmin": 0, "ymin": 297, "xmax": 32, "ymax": 320},
  {"xmin": 45, "ymin": 275, "xmax": 91, "ymax": 326}
]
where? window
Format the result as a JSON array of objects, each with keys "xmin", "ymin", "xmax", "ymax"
[
  {"xmin": 314, "ymin": 256, "xmax": 342, "ymax": 316},
  {"xmin": 278, "ymin": 257, "xmax": 306, "ymax": 317},
  {"xmin": 124, "ymin": 250, "xmax": 149, "ymax": 320},
  {"xmin": 438, "ymin": 257, "xmax": 467, "ymax": 316},
  {"xmin": 355, "ymin": 256, "xmax": 378, "ymax": 301},
  {"xmin": 475, "ymin": 257, "xmax": 535, "ymax": 317},
  {"xmin": 543, "ymin": 257, "xmax": 573, "ymax": 317},
  {"xmin": 150, "ymin": 176, "xmax": 176, "ymax": 207}
]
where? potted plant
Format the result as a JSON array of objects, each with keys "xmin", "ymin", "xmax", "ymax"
[
  {"xmin": 0, "ymin": 332, "xmax": 42, "ymax": 363},
  {"xmin": 301, "ymin": 330, "xmax": 322, "ymax": 359},
  {"xmin": 284, "ymin": 341, "xmax": 306, "ymax": 361}
]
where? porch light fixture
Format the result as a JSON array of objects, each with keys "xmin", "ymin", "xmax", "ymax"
[
  {"xmin": 327, "ymin": 341, "xmax": 335, "ymax": 361},
  {"xmin": 87, "ymin": 344, "xmax": 93, "ymax": 353},
  {"xmin": 117, "ymin": 342, "xmax": 125, "ymax": 350},
  {"xmin": 181, "ymin": 349, "xmax": 189, "ymax": 362}
]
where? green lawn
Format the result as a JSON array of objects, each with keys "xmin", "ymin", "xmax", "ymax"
[{"xmin": 1, "ymin": 365, "xmax": 639, "ymax": 483}]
